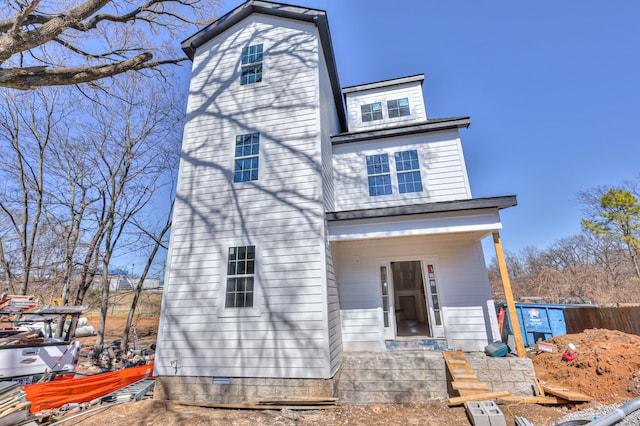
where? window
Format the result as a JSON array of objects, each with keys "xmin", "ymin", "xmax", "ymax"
[
  {"xmin": 225, "ymin": 246, "xmax": 255, "ymax": 308},
  {"xmin": 241, "ymin": 44, "xmax": 263, "ymax": 85},
  {"xmin": 387, "ymin": 98, "xmax": 411, "ymax": 118},
  {"xmin": 234, "ymin": 133, "xmax": 259, "ymax": 182},
  {"xmin": 395, "ymin": 150, "xmax": 422, "ymax": 193},
  {"xmin": 361, "ymin": 102, "xmax": 383, "ymax": 122},
  {"xmin": 366, "ymin": 154, "xmax": 392, "ymax": 196}
]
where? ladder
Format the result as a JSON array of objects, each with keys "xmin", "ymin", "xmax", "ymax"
[{"xmin": 99, "ymin": 378, "xmax": 155, "ymax": 404}]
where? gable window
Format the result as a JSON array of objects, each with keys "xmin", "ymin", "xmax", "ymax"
[
  {"xmin": 241, "ymin": 44, "xmax": 263, "ymax": 85},
  {"xmin": 366, "ymin": 154, "xmax": 392, "ymax": 196},
  {"xmin": 387, "ymin": 98, "xmax": 410, "ymax": 118},
  {"xmin": 395, "ymin": 150, "xmax": 423, "ymax": 193},
  {"xmin": 234, "ymin": 133, "xmax": 259, "ymax": 182},
  {"xmin": 226, "ymin": 245, "xmax": 255, "ymax": 308},
  {"xmin": 361, "ymin": 102, "xmax": 383, "ymax": 122}
]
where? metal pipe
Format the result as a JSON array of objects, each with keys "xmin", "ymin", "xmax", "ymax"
[{"xmin": 587, "ymin": 398, "xmax": 640, "ymax": 425}]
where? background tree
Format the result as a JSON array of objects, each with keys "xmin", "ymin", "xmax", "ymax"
[
  {"xmin": 0, "ymin": 0, "xmax": 221, "ymax": 89},
  {"xmin": 0, "ymin": 88, "xmax": 70, "ymax": 294},
  {"xmin": 82, "ymin": 73, "xmax": 182, "ymax": 356},
  {"xmin": 580, "ymin": 187, "xmax": 640, "ymax": 279}
]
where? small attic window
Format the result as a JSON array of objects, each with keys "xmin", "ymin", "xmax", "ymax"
[
  {"xmin": 241, "ymin": 44, "xmax": 263, "ymax": 85},
  {"xmin": 387, "ymin": 98, "xmax": 410, "ymax": 118},
  {"xmin": 361, "ymin": 102, "xmax": 383, "ymax": 122}
]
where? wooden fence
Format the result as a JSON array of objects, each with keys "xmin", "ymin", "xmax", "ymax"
[{"xmin": 564, "ymin": 306, "xmax": 640, "ymax": 336}]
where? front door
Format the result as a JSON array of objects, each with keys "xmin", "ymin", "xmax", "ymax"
[
  {"xmin": 378, "ymin": 259, "xmax": 445, "ymax": 340},
  {"xmin": 391, "ymin": 260, "xmax": 431, "ymax": 337}
]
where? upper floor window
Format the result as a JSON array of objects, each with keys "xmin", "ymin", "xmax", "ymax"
[
  {"xmin": 361, "ymin": 102, "xmax": 383, "ymax": 122},
  {"xmin": 387, "ymin": 98, "xmax": 410, "ymax": 118},
  {"xmin": 234, "ymin": 133, "xmax": 259, "ymax": 182},
  {"xmin": 395, "ymin": 150, "xmax": 422, "ymax": 193},
  {"xmin": 226, "ymin": 245, "xmax": 255, "ymax": 308},
  {"xmin": 366, "ymin": 154, "xmax": 392, "ymax": 196},
  {"xmin": 241, "ymin": 44, "xmax": 263, "ymax": 85}
]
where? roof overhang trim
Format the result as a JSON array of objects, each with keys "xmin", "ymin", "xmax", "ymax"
[
  {"xmin": 331, "ymin": 117, "xmax": 471, "ymax": 145},
  {"xmin": 326, "ymin": 195, "xmax": 517, "ymax": 222}
]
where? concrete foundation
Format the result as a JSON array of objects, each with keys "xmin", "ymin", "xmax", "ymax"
[
  {"xmin": 154, "ymin": 351, "xmax": 537, "ymax": 404},
  {"xmin": 154, "ymin": 376, "xmax": 334, "ymax": 404}
]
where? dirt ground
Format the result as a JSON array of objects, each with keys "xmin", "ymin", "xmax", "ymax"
[{"xmin": 57, "ymin": 316, "xmax": 640, "ymax": 426}]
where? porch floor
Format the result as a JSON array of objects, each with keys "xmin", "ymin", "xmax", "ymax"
[{"xmin": 396, "ymin": 319, "xmax": 430, "ymax": 337}]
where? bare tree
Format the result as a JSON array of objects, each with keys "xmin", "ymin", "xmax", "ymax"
[
  {"xmin": 0, "ymin": 0, "xmax": 221, "ymax": 89},
  {"xmin": 121, "ymin": 200, "xmax": 173, "ymax": 352},
  {"xmin": 0, "ymin": 88, "xmax": 70, "ymax": 294},
  {"xmin": 79, "ymin": 72, "xmax": 183, "ymax": 356}
]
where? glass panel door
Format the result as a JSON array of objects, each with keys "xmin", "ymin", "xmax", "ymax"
[
  {"xmin": 379, "ymin": 265, "xmax": 396, "ymax": 339},
  {"xmin": 424, "ymin": 263, "xmax": 445, "ymax": 338}
]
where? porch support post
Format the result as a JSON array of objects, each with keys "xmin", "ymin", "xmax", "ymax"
[{"xmin": 492, "ymin": 231, "xmax": 526, "ymax": 358}]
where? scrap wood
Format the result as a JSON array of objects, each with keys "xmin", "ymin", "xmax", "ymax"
[
  {"xmin": 498, "ymin": 395, "xmax": 568, "ymax": 405},
  {"xmin": 0, "ymin": 401, "xmax": 30, "ymax": 419},
  {"xmin": 254, "ymin": 395, "xmax": 338, "ymax": 401},
  {"xmin": 448, "ymin": 390, "xmax": 510, "ymax": 406},
  {"xmin": 533, "ymin": 378, "xmax": 545, "ymax": 397},
  {"xmin": 539, "ymin": 382, "xmax": 591, "ymax": 402},
  {"xmin": 244, "ymin": 395, "xmax": 338, "ymax": 406},
  {"xmin": 451, "ymin": 381, "xmax": 489, "ymax": 391},
  {"xmin": 177, "ymin": 401, "xmax": 338, "ymax": 410}
]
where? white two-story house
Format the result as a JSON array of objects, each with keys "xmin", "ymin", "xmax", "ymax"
[{"xmin": 154, "ymin": 0, "xmax": 517, "ymax": 402}]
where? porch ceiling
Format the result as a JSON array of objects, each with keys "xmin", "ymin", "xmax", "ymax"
[{"xmin": 326, "ymin": 196, "xmax": 516, "ymax": 242}]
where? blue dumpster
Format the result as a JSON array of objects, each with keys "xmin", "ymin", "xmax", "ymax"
[{"xmin": 495, "ymin": 302, "xmax": 594, "ymax": 347}]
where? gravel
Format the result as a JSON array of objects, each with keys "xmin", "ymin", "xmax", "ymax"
[{"xmin": 554, "ymin": 402, "xmax": 640, "ymax": 425}]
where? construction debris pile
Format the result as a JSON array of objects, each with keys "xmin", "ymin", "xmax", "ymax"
[
  {"xmin": 0, "ymin": 382, "xmax": 30, "ymax": 426},
  {"xmin": 532, "ymin": 328, "xmax": 640, "ymax": 403}
]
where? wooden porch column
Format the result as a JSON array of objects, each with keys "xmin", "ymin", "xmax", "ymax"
[{"xmin": 492, "ymin": 231, "xmax": 526, "ymax": 358}]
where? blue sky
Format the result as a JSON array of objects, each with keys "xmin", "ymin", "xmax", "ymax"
[{"xmin": 211, "ymin": 1, "xmax": 640, "ymax": 257}]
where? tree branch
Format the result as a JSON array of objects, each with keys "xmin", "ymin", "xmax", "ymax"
[{"xmin": 0, "ymin": 52, "xmax": 159, "ymax": 89}]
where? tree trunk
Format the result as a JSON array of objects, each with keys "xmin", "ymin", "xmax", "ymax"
[{"xmin": 121, "ymin": 219, "xmax": 171, "ymax": 352}]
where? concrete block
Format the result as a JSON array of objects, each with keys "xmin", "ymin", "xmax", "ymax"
[
  {"xmin": 478, "ymin": 401, "xmax": 506, "ymax": 426},
  {"xmin": 465, "ymin": 402, "xmax": 490, "ymax": 426}
]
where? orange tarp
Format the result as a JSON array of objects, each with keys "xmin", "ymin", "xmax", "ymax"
[{"xmin": 23, "ymin": 364, "xmax": 154, "ymax": 412}]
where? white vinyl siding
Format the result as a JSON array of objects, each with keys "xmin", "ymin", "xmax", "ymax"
[
  {"xmin": 156, "ymin": 15, "xmax": 337, "ymax": 379},
  {"xmin": 334, "ymin": 234, "xmax": 497, "ymax": 351},
  {"xmin": 345, "ymin": 81, "xmax": 426, "ymax": 132},
  {"xmin": 332, "ymin": 129, "xmax": 472, "ymax": 211},
  {"xmin": 340, "ymin": 309, "xmax": 385, "ymax": 351}
]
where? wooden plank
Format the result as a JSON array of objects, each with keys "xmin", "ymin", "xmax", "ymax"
[
  {"xmin": 177, "ymin": 401, "xmax": 338, "ymax": 410},
  {"xmin": 534, "ymin": 378, "xmax": 545, "ymax": 397},
  {"xmin": 253, "ymin": 395, "xmax": 339, "ymax": 401},
  {"xmin": 498, "ymin": 396, "xmax": 568, "ymax": 405},
  {"xmin": 451, "ymin": 382, "xmax": 489, "ymax": 391},
  {"xmin": 540, "ymin": 384, "xmax": 591, "ymax": 402},
  {"xmin": 450, "ymin": 368, "xmax": 476, "ymax": 375},
  {"xmin": 493, "ymin": 232, "xmax": 526, "ymax": 357},
  {"xmin": 448, "ymin": 391, "xmax": 510, "ymax": 406}
]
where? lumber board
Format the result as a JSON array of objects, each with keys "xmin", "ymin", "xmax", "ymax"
[
  {"xmin": 448, "ymin": 391, "xmax": 510, "ymax": 406},
  {"xmin": 451, "ymin": 381, "xmax": 489, "ymax": 391},
  {"xmin": 540, "ymin": 383, "xmax": 591, "ymax": 402},
  {"xmin": 244, "ymin": 400, "xmax": 336, "ymax": 406},
  {"xmin": 534, "ymin": 378, "xmax": 545, "ymax": 397},
  {"xmin": 176, "ymin": 401, "xmax": 338, "ymax": 410},
  {"xmin": 253, "ymin": 395, "xmax": 338, "ymax": 401},
  {"xmin": 449, "ymin": 373, "xmax": 477, "ymax": 380},
  {"xmin": 498, "ymin": 395, "xmax": 568, "ymax": 405}
]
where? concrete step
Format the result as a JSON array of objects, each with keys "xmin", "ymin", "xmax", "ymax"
[{"xmin": 385, "ymin": 339, "xmax": 448, "ymax": 351}]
